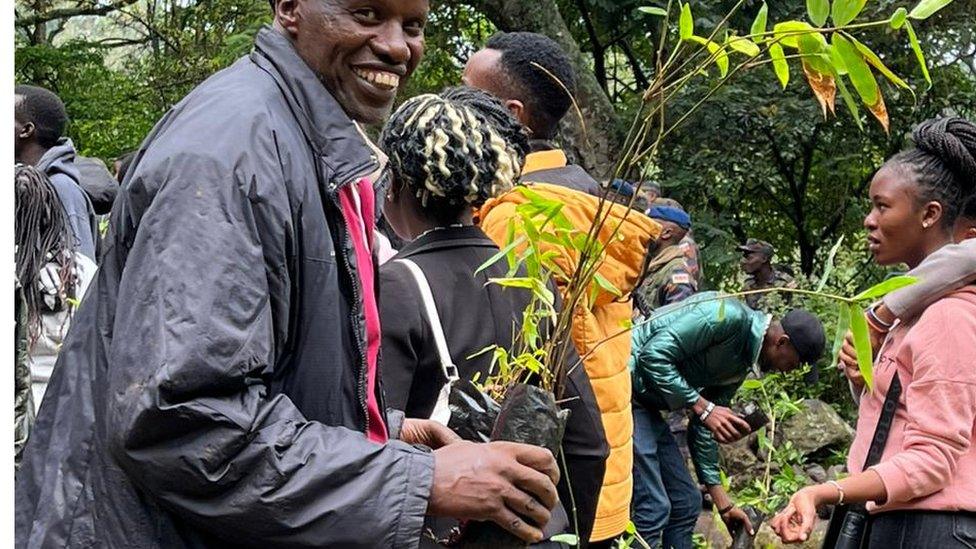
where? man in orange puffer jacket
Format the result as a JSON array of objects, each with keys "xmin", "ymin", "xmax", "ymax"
[{"xmin": 466, "ymin": 31, "xmax": 660, "ymax": 545}]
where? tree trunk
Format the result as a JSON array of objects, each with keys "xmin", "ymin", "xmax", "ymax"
[{"xmin": 465, "ymin": 0, "xmax": 624, "ymax": 180}]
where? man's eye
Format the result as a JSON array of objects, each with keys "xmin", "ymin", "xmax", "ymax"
[
  {"xmin": 405, "ymin": 20, "xmax": 426, "ymax": 34},
  {"xmin": 354, "ymin": 8, "xmax": 379, "ymax": 23}
]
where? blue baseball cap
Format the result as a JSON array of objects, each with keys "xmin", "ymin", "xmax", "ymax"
[{"xmin": 646, "ymin": 205, "xmax": 691, "ymax": 229}]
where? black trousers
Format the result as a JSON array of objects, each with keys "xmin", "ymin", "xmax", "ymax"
[{"xmin": 868, "ymin": 510, "xmax": 976, "ymax": 548}]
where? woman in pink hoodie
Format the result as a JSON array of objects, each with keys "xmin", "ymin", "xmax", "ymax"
[{"xmin": 772, "ymin": 117, "xmax": 976, "ymax": 547}]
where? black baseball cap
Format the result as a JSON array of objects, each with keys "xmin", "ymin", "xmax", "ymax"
[
  {"xmin": 781, "ymin": 309, "xmax": 827, "ymax": 376},
  {"xmin": 738, "ymin": 238, "xmax": 775, "ymax": 258}
]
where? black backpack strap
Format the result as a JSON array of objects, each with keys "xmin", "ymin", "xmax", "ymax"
[{"xmin": 863, "ymin": 373, "xmax": 902, "ymax": 469}]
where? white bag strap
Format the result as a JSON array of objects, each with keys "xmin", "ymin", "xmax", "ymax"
[{"xmin": 395, "ymin": 259, "xmax": 460, "ymax": 383}]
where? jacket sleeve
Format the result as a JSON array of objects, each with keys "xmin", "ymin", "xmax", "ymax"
[
  {"xmin": 379, "ymin": 262, "xmax": 429, "ymax": 414},
  {"xmin": 883, "ymin": 239, "xmax": 976, "ymax": 321},
  {"xmin": 631, "ymin": 312, "xmax": 720, "ymax": 410},
  {"xmin": 105, "ymin": 153, "xmax": 433, "ymax": 548},
  {"xmin": 686, "ymin": 383, "xmax": 737, "ymax": 486}
]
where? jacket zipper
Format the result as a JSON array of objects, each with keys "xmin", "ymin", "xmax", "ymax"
[{"xmin": 329, "ymin": 156, "xmax": 379, "ymax": 436}]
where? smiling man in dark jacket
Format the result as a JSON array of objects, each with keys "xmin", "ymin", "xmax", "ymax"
[{"xmin": 15, "ymin": 1, "xmax": 561, "ymax": 547}]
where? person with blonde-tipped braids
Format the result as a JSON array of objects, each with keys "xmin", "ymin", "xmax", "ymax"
[{"xmin": 380, "ymin": 86, "xmax": 609, "ymax": 546}]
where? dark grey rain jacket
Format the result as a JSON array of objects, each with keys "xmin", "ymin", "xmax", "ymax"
[{"xmin": 16, "ymin": 26, "xmax": 434, "ymax": 548}]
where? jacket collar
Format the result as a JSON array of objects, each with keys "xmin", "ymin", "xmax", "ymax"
[
  {"xmin": 396, "ymin": 225, "xmax": 497, "ymax": 258},
  {"xmin": 523, "ymin": 149, "xmax": 568, "ymax": 176},
  {"xmin": 749, "ymin": 312, "xmax": 773, "ymax": 377},
  {"xmin": 251, "ymin": 26, "xmax": 377, "ymax": 188}
]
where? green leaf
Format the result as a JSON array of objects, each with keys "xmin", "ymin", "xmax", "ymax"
[
  {"xmin": 593, "ymin": 272, "xmax": 622, "ymax": 297},
  {"xmin": 829, "ymin": 44, "xmax": 848, "ymax": 75},
  {"xmin": 769, "ymin": 43, "xmax": 790, "ymax": 88},
  {"xmin": 751, "ymin": 2, "xmax": 769, "ymax": 38},
  {"xmin": 890, "ymin": 7, "xmax": 908, "ymax": 29},
  {"xmin": 689, "ymin": 36, "xmax": 729, "ymax": 77},
  {"xmin": 773, "ymin": 21, "xmax": 815, "ymax": 49},
  {"xmin": 848, "ymin": 303, "xmax": 874, "ymax": 390},
  {"xmin": 905, "ymin": 21, "xmax": 932, "ymax": 88},
  {"xmin": 831, "ymin": 0, "xmax": 868, "ymax": 26},
  {"xmin": 908, "ymin": 0, "xmax": 954, "ymax": 20},
  {"xmin": 742, "ymin": 379, "xmax": 763, "ymax": 390},
  {"xmin": 717, "ymin": 298, "xmax": 727, "ymax": 321},
  {"xmin": 830, "ymin": 303, "xmax": 851, "ymax": 365},
  {"xmin": 816, "ymin": 235, "xmax": 846, "ymax": 292},
  {"xmin": 836, "ymin": 77, "xmax": 864, "ymax": 130},
  {"xmin": 848, "ymin": 35, "xmax": 911, "ymax": 90},
  {"xmin": 832, "ymin": 33, "xmax": 879, "ymax": 106},
  {"xmin": 550, "ymin": 534, "xmax": 579, "ymax": 546},
  {"xmin": 727, "ymin": 36, "xmax": 761, "ymax": 57},
  {"xmin": 638, "ymin": 6, "xmax": 668, "ymax": 16},
  {"xmin": 851, "ymin": 275, "xmax": 918, "ymax": 301},
  {"xmin": 487, "ymin": 277, "xmax": 536, "ymax": 289},
  {"xmin": 807, "ymin": 0, "xmax": 830, "ymax": 26},
  {"xmin": 476, "ymin": 236, "xmax": 525, "ymax": 274},
  {"xmin": 679, "ymin": 3, "xmax": 694, "ymax": 40}
]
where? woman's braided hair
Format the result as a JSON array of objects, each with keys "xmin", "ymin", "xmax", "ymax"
[
  {"xmin": 15, "ymin": 164, "xmax": 77, "ymax": 343},
  {"xmin": 380, "ymin": 86, "xmax": 529, "ymax": 225},
  {"xmin": 889, "ymin": 116, "xmax": 976, "ymax": 227}
]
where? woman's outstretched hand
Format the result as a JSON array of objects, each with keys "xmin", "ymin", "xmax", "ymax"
[{"xmin": 770, "ymin": 486, "xmax": 823, "ymax": 543}]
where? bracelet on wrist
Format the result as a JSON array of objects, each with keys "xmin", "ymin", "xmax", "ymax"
[
  {"xmin": 866, "ymin": 305, "xmax": 893, "ymax": 333},
  {"xmin": 718, "ymin": 503, "xmax": 735, "ymax": 515},
  {"xmin": 699, "ymin": 401, "xmax": 716, "ymax": 422},
  {"xmin": 826, "ymin": 480, "xmax": 845, "ymax": 505}
]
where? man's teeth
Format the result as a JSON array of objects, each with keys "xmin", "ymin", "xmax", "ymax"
[{"xmin": 354, "ymin": 68, "xmax": 400, "ymax": 90}]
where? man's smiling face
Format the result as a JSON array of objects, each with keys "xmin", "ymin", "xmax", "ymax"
[{"xmin": 278, "ymin": 0, "xmax": 428, "ymax": 124}]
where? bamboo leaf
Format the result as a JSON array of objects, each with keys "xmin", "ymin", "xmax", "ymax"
[
  {"xmin": 836, "ymin": 76, "xmax": 864, "ymax": 130},
  {"xmin": 769, "ymin": 43, "xmax": 790, "ymax": 88},
  {"xmin": 831, "ymin": 0, "xmax": 868, "ymax": 26},
  {"xmin": 848, "ymin": 35, "xmax": 912, "ymax": 91},
  {"xmin": 727, "ymin": 35, "xmax": 761, "ymax": 57},
  {"xmin": 638, "ymin": 6, "xmax": 668, "ymax": 16},
  {"xmin": 890, "ymin": 7, "xmax": 908, "ymax": 29},
  {"xmin": 830, "ymin": 303, "xmax": 851, "ymax": 365},
  {"xmin": 690, "ymin": 35, "xmax": 729, "ymax": 77},
  {"xmin": 808, "ymin": 0, "xmax": 830, "ymax": 26},
  {"xmin": 908, "ymin": 0, "xmax": 954, "ymax": 20},
  {"xmin": 851, "ymin": 275, "xmax": 918, "ymax": 302},
  {"xmin": 848, "ymin": 303, "xmax": 874, "ymax": 390},
  {"xmin": 679, "ymin": 3, "xmax": 694, "ymax": 40},
  {"xmin": 799, "ymin": 33, "xmax": 836, "ymax": 117},
  {"xmin": 742, "ymin": 379, "xmax": 763, "ymax": 390},
  {"xmin": 905, "ymin": 21, "xmax": 932, "ymax": 88},
  {"xmin": 593, "ymin": 272, "xmax": 622, "ymax": 297},
  {"xmin": 717, "ymin": 299, "xmax": 727, "ymax": 321},
  {"xmin": 773, "ymin": 21, "xmax": 815, "ymax": 49},
  {"xmin": 832, "ymin": 34, "xmax": 879, "ymax": 106},
  {"xmin": 816, "ymin": 235, "xmax": 846, "ymax": 292},
  {"xmin": 751, "ymin": 2, "xmax": 769, "ymax": 38},
  {"xmin": 477, "ymin": 236, "xmax": 525, "ymax": 274}
]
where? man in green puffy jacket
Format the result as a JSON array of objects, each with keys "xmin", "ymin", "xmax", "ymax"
[{"xmin": 629, "ymin": 291, "xmax": 825, "ymax": 548}]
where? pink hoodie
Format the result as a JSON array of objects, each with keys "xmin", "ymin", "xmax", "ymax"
[{"xmin": 848, "ymin": 287, "xmax": 976, "ymax": 512}]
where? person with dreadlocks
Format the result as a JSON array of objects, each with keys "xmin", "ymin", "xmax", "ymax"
[
  {"xmin": 378, "ymin": 86, "xmax": 608, "ymax": 546},
  {"xmin": 773, "ymin": 117, "xmax": 976, "ymax": 547},
  {"xmin": 15, "ymin": 85, "xmax": 98, "ymax": 261},
  {"xmin": 14, "ymin": 164, "xmax": 97, "ymax": 409}
]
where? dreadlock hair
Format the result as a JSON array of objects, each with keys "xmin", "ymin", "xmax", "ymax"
[
  {"xmin": 15, "ymin": 164, "xmax": 77, "ymax": 344},
  {"xmin": 380, "ymin": 86, "xmax": 529, "ymax": 226},
  {"xmin": 962, "ymin": 192, "xmax": 976, "ymax": 220},
  {"xmin": 15, "ymin": 85, "xmax": 68, "ymax": 149},
  {"xmin": 485, "ymin": 32, "xmax": 577, "ymax": 140},
  {"xmin": 886, "ymin": 117, "xmax": 976, "ymax": 228}
]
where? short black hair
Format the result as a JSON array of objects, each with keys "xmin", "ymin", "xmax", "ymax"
[
  {"xmin": 380, "ymin": 86, "xmax": 528, "ymax": 226},
  {"xmin": 15, "ymin": 85, "xmax": 68, "ymax": 149},
  {"xmin": 887, "ymin": 117, "xmax": 976, "ymax": 227},
  {"xmin": 485, "ymin": 32, "xmax": 577, "ymax": 140},
  {"xmin": 115, "ymin": 150, "xmax": 138, "ymax": 184},
  {"xmin": 962, "ymin": 192, "xmax": 976, "ymax": 220}
]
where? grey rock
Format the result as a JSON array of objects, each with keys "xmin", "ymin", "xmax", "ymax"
[
  {"xmin": 776, "ymin": 399, "xmax": 854, "ymax": 458},
  {"xmin": 804, "ymin": 464, "xmax": 828, "ymax": 483}
]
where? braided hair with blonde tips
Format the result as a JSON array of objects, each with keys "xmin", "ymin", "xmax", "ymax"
[
  {"xmin": 15, "ymin": 164, "xmax": 77, "ymax": 344},
  {"xmin": 887, "ymin": 117, "xmax": 976, "ymax": 227},
  {"xmin": 380, "ymin": 86, "xmax": 529, "ymax": 226}
]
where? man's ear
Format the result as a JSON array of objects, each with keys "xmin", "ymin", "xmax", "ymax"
[
  {"xmin": 18, "ymin": 122, "xmax": 35, "ymax": 140},
  {"xmin": 777, "ymin": 333, "xmax": 791, "ymax": 349},
  {"xmin": 275, "ymin": 0, "xmax": 300, "ymax": 37},
  {"xmin": 504, "ymin": 99, "xmax": 526, "ymax": 128},
  {"xmin": 659, "ymin": 226, "xmax": 674, "ymax": 241}
]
